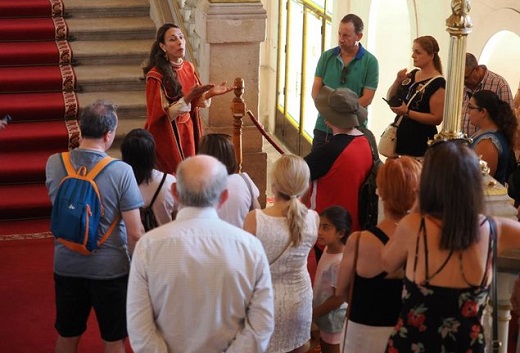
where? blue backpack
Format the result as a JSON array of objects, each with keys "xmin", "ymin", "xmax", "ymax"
[{"xmin": 50, "ymin": 152, "xmax": 120, "ymax": 255}]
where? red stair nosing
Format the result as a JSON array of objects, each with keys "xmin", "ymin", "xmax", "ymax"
[
  {"xmin": 0, "ymin": 149, "xmax": 65, "ymax": 184},
  {"xmin": 0, "ymin": 0, "xmax": 63, "ymax": 19},
  {"xmin": 0, "ymin": 65, "xmax": 75, "ymax": 93},
  {"xmin": 0, "ymin": 41, "xmax": 71, "ymax": 67},
  {"xmin": 0, "ymin": 120, "xmax": 68, "ymax": 151},
  {"xmin": 0, "ymin": 18, "xmax": 61, "ymax": 41},
  {"xmin": 0, "ymin": 92, "xmax": 73, "ymax": 122},
  {"xmin": 0, "ymin": 183, "xmax": 51, "ymax": 220},
  {"xmin": 0, "ymin": 217, "xmax": 51, "ymax": 237}
]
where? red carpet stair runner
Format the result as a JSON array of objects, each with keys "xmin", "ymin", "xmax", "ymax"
[{"xmin": 0, "ymin": 0, "xmax": 79, "ymax": 237}]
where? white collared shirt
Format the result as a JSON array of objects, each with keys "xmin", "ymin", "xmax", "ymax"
[{"xmin": 127, "ymin": 207, "xmax": 274, "ymax": 353}]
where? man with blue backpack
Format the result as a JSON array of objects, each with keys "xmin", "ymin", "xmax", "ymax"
[{"xmin": 46, "ymin": 99, "xmax": 144, "ymax": 353}]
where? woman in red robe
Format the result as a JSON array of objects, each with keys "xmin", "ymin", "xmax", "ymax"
[{"xmin": 143, "ymin": 23, "xmax": 234, "ymax": 174}]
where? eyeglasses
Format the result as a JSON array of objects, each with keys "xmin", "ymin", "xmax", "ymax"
[
  {"xmin": 467, "ymin": 104, "xmax": 480, "ymax": 111},
  {"xmin": 340, "ymin": 66, "xmax": 348, "ymax": 84}
]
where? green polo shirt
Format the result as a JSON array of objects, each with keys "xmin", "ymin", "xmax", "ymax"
[{"xmin": 314, "ymin": 44, "xmax": 379, "ymax": 132}]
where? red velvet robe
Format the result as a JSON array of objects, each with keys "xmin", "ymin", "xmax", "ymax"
[{"xmin": 144, "ymin": 62, "xmax": 203, "ymax": 174}]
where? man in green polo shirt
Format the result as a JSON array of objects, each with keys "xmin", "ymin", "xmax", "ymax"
[{"xmin": 311, "ymin": 14, "xmax": 379, "ymax": 150}]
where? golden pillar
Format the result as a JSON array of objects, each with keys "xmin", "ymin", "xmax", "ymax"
[{"xmin": 434, "ymin": 0, "xmax": 472, "ymax": 141}]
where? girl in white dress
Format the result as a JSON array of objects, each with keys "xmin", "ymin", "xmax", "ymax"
[
  {"xmin": 244, "ymin": 154, "xmax": 318, "ymax": 353},
  {"xmin": 312, "ymin": 206, "xmax": 351, "ymax": 353}
]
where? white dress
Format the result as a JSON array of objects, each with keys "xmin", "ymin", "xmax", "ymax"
[{"xmin": 254, "ymin": 209, "xmax": 318, "ymax": 353}]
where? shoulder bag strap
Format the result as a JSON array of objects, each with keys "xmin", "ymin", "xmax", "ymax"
[
  {"xmin": 395, "ymin": 75, "xmax": 443, "ymax": 128},
  {"xmin": 239, "ymin": 173, "xmax": 255, "ymax": 211},
  {"xmin": 341, "ymin": 231, "xmax": 361, "ymax": 353},
  {"xmin": 358, "ymin": 126, "xmax": 379, "ymax": 168},
  {"xmin": 406, "ymin": 75, "xmax": 443, "ymax": 108},
  {"xmin": 149, "ymin": 172, "xmax": 167, "ymax": 208},
  {"xmin": 269, "ymin": 241, "xmax": 293, "ymax": 266}
]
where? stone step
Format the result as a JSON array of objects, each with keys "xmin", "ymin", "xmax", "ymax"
[
  {"xmin": 70, "ymin": 39, "xmax": 152, "ymax": 65},
  {"xmin": 108, "ymin": 116, "xmax": 149, "ymax": 158},
  {"xmin": 63, "ymin": 0, "xmax": 155, "ymax": 159},
  {"xmin": 77, "ymin": 91, "xmax": 147, "ymax": 120},
  {"xmin": 64, "ymin": 0, "xmax": 150, "ymax": 18},
  {"xmin": 66, "ymin": 17, "xmax": 156, "ymax": 41},
  {"xmin": 74, "ymin": 65, "xmax": 145, "ymax": 92}
]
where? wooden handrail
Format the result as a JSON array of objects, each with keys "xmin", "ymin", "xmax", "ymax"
[
  {"xmin": 231, "ymin": 77, "xmax": 246, "ymax": 172},
  {"xmin": 230, "ymin": 77, "xmax": 286, "ymax": 172}
]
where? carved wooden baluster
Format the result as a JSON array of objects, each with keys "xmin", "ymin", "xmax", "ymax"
[{"xmin": 231, "ymin": 77, "xmax": 246, "ymax": 172}]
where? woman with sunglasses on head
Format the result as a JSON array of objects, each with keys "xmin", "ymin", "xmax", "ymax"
[
  {"xmin": 143, "ymin": 23, "xmax": 235, "ymax": 175},
  {"xmin": 468, "ymin": 89, "xmax": 517, "ymax": 184},
  {"xmin": 382, "ymin": 141, "xmax": 520, "ymax": 353},
  {"xmin": 385, "ymin": 35, "xmax": 446, "ymax": 157}
]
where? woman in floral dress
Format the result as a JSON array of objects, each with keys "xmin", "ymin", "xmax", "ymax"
[{"xmin": 382, "ymin": 141, "xmax": 520, "ymax": 352}]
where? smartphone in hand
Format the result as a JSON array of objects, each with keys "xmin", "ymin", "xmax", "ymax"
[{"xmin": 382, "ymin": 97, "xmax": 403, "ymax": 107}]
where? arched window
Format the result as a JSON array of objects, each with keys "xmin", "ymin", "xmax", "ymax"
[{"xmin": 480, "ymin": 30, "xmax": 520, "ymax": 92}]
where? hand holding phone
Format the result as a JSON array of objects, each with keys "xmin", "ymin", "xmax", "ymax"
[{"xmin": 382, "ymin": 96, "xmax": 403, "ymax": 107}]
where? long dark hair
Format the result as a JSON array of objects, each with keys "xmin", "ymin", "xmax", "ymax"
[
  {"xmin": 143, "ymin": 23, "xmax": 183, "ymax": 98},
  {"xmin": 472, "ymin": 90, "xmax": 517, "ymax": 148},
  {"xmin": 420, "ymin": 141, "xmax": 484, "ymax": 250},
  {"xmin": 121, "ymin": 128, "xmax": 156, "ymax": 185},
  {"xmin": 198, "ymin": 134, "xmax": 238, "ymax": 175}
]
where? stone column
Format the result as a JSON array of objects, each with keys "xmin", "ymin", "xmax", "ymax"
[{"xmin": 205, "ymin": 0, "xmax": 268, "ymax": 205}]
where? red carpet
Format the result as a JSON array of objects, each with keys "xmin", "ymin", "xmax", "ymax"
[
  {"xmin": 0, "ymin": 0, "xmax": 78, "ymax": 236},
  {"xmin": 0, "ymin": 237, "xmax": 134, "ymax": 353},
  {"xmin": 0, "ymin": 0, "xmax": 63, "ymax": 18}
]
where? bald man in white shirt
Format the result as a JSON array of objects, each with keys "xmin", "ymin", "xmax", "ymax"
[{"xmin": 127, "ymin": 155, "xmax": 274, "ymax": 353}]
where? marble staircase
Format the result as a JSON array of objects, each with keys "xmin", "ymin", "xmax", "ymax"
[{"xmin": 64, "ymin": 0, "xmax": 156, "ymax": 157}]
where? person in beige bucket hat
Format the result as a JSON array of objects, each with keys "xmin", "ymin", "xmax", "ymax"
[
  {"xmin": 303, "ymin": 85, "xmax": 374, "ymax": 272},
  {"xmin": 314, "ymin": 85, "xmax": 368, "ymax": 129}
]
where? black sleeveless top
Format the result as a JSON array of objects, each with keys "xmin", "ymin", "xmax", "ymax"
[
  {"xmin": 385, "ymin": 217, "xmax": 495, "ymax": 353},
  {"xmin": 349, "ymin": 226, "xmax": 403, "ymax": 326},
  {"xmin": 395, "ymin": 70, "xmax": 446, "ymax": 157}
]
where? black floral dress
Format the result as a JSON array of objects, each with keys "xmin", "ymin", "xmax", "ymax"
[{"xmin": 385, "ymin": 217, "xmax": 494, "ymax": 353}]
